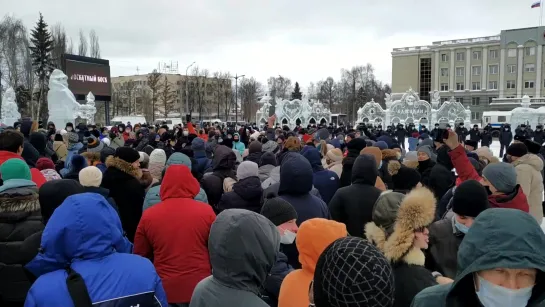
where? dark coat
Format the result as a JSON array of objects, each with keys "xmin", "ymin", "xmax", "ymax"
[
  {"xmin": 500, "ymin": 127, "xmax": 513, "ymax": 145},
  {"xmin": 339, "ymin": 138, "xmax": 367, "ymax": 187},
  {"xmin": 262, "ymin": 252, "xmax": 293, "ymax": 307},
  {"xmin": 244, "ymin": 151, "xmax": 263, "ymax": 164},
  {"xmin": 277, "ymin": 154, "xmax": 330, "ymax": 269},
  {"xmin": 301, "ymin": 148, "xmax": 339, "ymax": 204},
  {"xmin": 82, "ymin": 186, "xmax": 119, "ymax": 214},
  {"xmin": 468, "ymin": 128, "xmax": 481, "ymax": 142},
  {"xmin": 217, "ymin": 176, "xmax": 263, "ymax": 213},
  {"xmin": 480, "ymin": 131, "xmax": 492, "ymax": 147},
  {"xmin": 425, "ymin": 218, "xmax": 463, "ymax": 279},
  {"xmin": 329, "ymin": 154, "xmax": 382, "ymax": 238},
  {"xmin": 426, "ymin": 146, "xmax": 455, "ymax": 201},
  {"xmin": 0, "ymin": 182, "xmax": 43, "ymax": 305},
  {"xmin": 101, "ymin": 156, "xmax": 145, "ymax": 242},
  {"xmin": 201, "ymin": 145, "xmax": 237, "ymax": 208},
  {"xmin": 393, "ymin": 262, "xmax": 438, "ymax": 307},
  {"xmin": 535, "ymin": 129, "xmax": 545, "ymax": 145}
]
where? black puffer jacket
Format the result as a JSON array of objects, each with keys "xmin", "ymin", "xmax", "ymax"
[
  {"xmin": 217, "ymin": 176, "xmax": 263, "ymax": 213},
  {"xmin": 0, "ymin": 182, "xmax": 43, "ymax": 305},
  {"xmin": 425, "ymin": 217, "xmax": 463, "ymax": 279},
  {"xmin": 427, "ymin": 146, "xmax": 456, "ymax": 201},
  {"xmin": 201, "ymin": 145, "xmax": 237, "ymax": 207},
  {"xmin": 244, "ymin": 151, "xmax": 263, "ymax": 164},
  {"xmin": 329, "ymin": 154, "xmax": 382, "ymax": 238},
  {"xmin": 101, "ymin": 156, "xmax": 145, "ymax": 242},
  {"xmin": 339, "ymin": 138, "xmax": 367, "ymax": 187}
]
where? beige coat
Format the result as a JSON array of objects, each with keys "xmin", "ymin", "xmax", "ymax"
[
  {"xmin": 513, "ymin": 154, "xmax": 544, "ymax": 224},
  {"xmin": 53, "ymin": 141, "xmax": 68, "ymax": 162}
]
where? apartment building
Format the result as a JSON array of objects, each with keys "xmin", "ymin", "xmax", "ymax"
[{"xmin": 392, "ymin": 26, "xmax": 545, "ymax": 123}]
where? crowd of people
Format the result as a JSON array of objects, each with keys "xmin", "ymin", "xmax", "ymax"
[{"xmin": 0, "ymin": 115, "xmax": 544, "ymax": 307}]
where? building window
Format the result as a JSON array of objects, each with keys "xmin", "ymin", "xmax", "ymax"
[
  {"xmin": 508, "ymin": 48, "xmax": 517, "ymax": 57},
  {"xmin": 441, "ymin": 54, "xmax": 449, "ymax": 62},
  {"xmin": 456, "ymin": 67, "xmax": 465, "ymax": 76},
  {"xmin": 440, "ymin": 83, "xmax": 449, "ymax": 91},
  {"xmin": 489, "ymin": 64, "xmax": 499, "ymax": 74},
  {"xmin": 472, "ymin": 66, "xmax": 481, "ymax": 76},
  {"xmin": 506, "ymin": 96, "xmax": 516, "ymax": 98},
  {"xmin": 525, "ymin": 81, "xmax": 535, "ymax": 88},
  {"xmin": 525, "ymin": 64, "xmax": 535, "ymax": 72},
  {"xmin": 472, "ymin": 82, "xmax": 481, "ymax": 90},
  {"xmin": 508, "ymin": 64, "xmax": 517, "ymax": 74},
  {"xmin": 489, "ymin": 49, "xmax": 499, "ymax": 59},
  {"xmin": 507, "ymin": 80, "xmax": 516, "ymax": 89},
  {"xmin": 472, "ymin": 111, "xmax": 481, "ymax": 120},
  {"xmin": 456, "ymin": 52, "xmax": 465, "ymax": 61},
  {"xmin": 455, "ymin": 97, "xmax": 464, "ymax": 103},
  {"xmin": 456, "ymin": 82, "xmax": 465, "ymax": 90},
  {"xmin": 525, "ymin": 46, "xmax": 536, "ymax": 56},
  {"xmin": 473, "ymin": 51, "xmax": 481, "ymax": 60},
  {"xmin": 440, "ymin": 68, "xmax": 449, "ymax": 76},
  {"xmin": 471, "ymin": 97, "xmax": 480, "ymax": 105},
  {"xmin": 489, "ymin": 97, "xmax": 497, "ymax": 104},
  {"xmin": 488, "ymin": 81, "xmax": 498, "ymax": 90}
]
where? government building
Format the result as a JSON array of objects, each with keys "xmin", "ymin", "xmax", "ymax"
[{"xmin": 391, "ymin": 26, "xmax": 545, "ymax": 124}]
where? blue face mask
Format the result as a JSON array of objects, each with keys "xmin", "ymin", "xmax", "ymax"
[
  {"xmin": 454, "ymin": 219, "xmax": 469, "ymax": 234},
  {"xmin": 475, "ymin": 275, "xmax": 533, "ymax": 307}
]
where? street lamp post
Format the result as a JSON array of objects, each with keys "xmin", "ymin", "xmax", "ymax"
[
  {"xmin": 233, "ymin": 73, "xmax": 245, "ymax": 126},
  {"xmin": 184, "ymin": 61, "xmax": 196, "ymax": 122}
]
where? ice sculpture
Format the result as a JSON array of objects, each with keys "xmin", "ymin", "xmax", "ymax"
[
  {"xmin": 1, "ymin": 87, "xmax": 21, "ymax": 126},
  {"xmin": 78, "ymin": 92, "xmax": 97, "ymax": 124},
  {"xmin": 258, "ymin": 97, "xmax": 331, "ymax": 129},
  {"xmin": 47, "ymin": 69, "xmax": 81, "ymax": 128}
]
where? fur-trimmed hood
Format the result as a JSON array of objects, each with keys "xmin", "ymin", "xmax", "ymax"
[
  {"xmin": 0, "ymin": 182, "xmax": 40, "ymax": 215},
  {"xmin": 105, "ymin": 155, "xmax": 142, "ymax": 179},
  {"xmin": 365, "ymin": 187, "xmax": 436, "ymax": 266},
  {"xmin": 382, "ymin": 149, "xmax": 399, "ymax": 161},
  {"xmin": 387, "ymin": 160, "xmax": 402, "ymax": 176},
  {"xmin": 402, "ymin": 160, "xmax": 419, "ymax": 169}
]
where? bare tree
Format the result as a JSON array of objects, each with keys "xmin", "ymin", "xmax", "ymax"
[
  {"xmin": 223, "ymin": 72, "xmax": 233, "ymax": 121},
  {"xmin": 147, "ymin": 69, "xmax": 162, "ymax": 121},
  {"xmin": 0, "ymin": 16, "xmax": 28, "ymax": 88},
  {"xmin": 88, "ymin": 29, "xmax": 100, "ymax": 58},
  {"xmin": 317, "ymin": 77, "xmax": 336, "ymax": 109},
  {"xmin": 267, "ymin": 75, "xmax": 292, "ymax": 100},
  {"xmin": 196, "ymin": 69, "xmax": 209, "ymax": 120},
  {"xmin": 50, "ymin": 23, "xmax": 68, "ymax": 69},
  {"xmin": 78, "ymin": 29, "xmax": 87, "ymax": 56},
  {"xmin": 159, "ymin": 75, "xmax": 176, "ymax": 119},
  {"xmin": 239, "ymin": 77, "xmax": 263, "ymax": 122}
]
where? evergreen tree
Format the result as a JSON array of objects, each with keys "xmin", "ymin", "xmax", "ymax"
[
  {"xmin": 29, "ymin": 13, "xmax": 53, "ymax": 121},
  {"xmin": 291, "ymin": 81, "xmax": 302, "ymax": 100}
]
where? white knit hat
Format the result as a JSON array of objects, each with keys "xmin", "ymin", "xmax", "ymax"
[
  {"xmin": 102, "ymin": 138, "xmax": 111, "ymax": 147},
  {"xmin": 149, "ymin": 149, "xmax": 167, "ymax": 166},
  {"xmin": 79, "ymin": 166, "xmax": 103, "ymax": 187}
]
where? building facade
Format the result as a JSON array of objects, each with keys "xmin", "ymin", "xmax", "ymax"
[{"xmin": 392, "ymin": 26, "xmax": 545, "ymax": 123}]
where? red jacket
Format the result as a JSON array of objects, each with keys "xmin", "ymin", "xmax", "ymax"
[
  {"xmin": 134, "ymin": 165, "xmax": 215, "ymax": 303},
  {"xmin": 0, "ymin": 151, "xmax": 46, "ymax": 188},
  {"xmin": 448, "ymin": 145, "xmax": 529, "ymax": 213}
]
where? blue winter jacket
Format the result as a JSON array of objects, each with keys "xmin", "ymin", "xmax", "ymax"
[
  {"xmin": 24, "ymin": 193, "xmax": 167, "ymax": 307},
  {"xmin": 301, "ymin": 148, "xmax": 339, "ymax": 204},
  {"xmin": 61, "ymin": 142, "xmax": 84, "ymax": 177},
  {"xmin": 143, "ymin": 153, "xmax": 208, "ymax": 211},
  {"xmin": 232, "ymin": 134, "xmax": 246, "ymax": 156},
  {"xmin": 408, "ymin": 137, "xmax": 419, "ymax": 151},
  {"xmin": 277, "ymin": 153, "xmax": 330, "ymax": 269}
]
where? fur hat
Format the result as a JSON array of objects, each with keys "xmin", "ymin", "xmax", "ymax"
[
  {"xmin": 114, "ymin": 147, "xmax": 140, "ymax": 163},
  {"xmin": 361, "ymin": 147, "xmax": 382, "ymax": 167},
  {"xmin": 366, "ymin": 187, "xmax": 436, "ymax": 265},
  {"xmin": 79, "ymin": 166, "xmax": 103, "ymax": 187},
  {"xmin": 387, "ymin": 160, "xmax": 421, "ymax": 191},
  {"xmin": 464, "ymin": 139, "xmax": 478, "ymax": 149},
  {"xmin": 524, "ymin": 139, "xmax": 541, "ymax": 155},
  {"xmin": 284, "ymin": 136, "xmax": 302, "ymax": 152},
  {"xmin": 507, "ymin": 143, "xmax": 528, "ymax": 158},
  {"xmin": 87, "ymin": 137, "xmax": 104, "ymax": 153}
]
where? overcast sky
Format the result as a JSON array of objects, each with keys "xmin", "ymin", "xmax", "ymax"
[{"xmin": 4, "ymin": 0, "xmax": 544, "ymax": 91}]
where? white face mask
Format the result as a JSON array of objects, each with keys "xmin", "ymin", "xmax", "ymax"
[
  {"xmin": 280, "ymin": 230, "xmax": 296, "ymax": 244},
  {"xmin": 66, "ymin": 127, "xmax": 72, "ymax": 132},
  {"xmin": 183, "ymin": 131, "xmax": 189, "ymax": 136},
  {"xmin": 475, "ymin": 274, "xmax": 532, "ymax": 307}
]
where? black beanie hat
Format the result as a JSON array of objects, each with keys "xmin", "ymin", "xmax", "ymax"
[
  {"xmin": 392, "ymin": 166, "xmax": 421, "ymax": 191},
  {"xmin": 465, "ymin": 139, "xmax": 478, "ymax": 149},
  {"xmin": 114, "ymin": 147, "xmax": 140, "ymax": 163},
  {"xmin": 452, "ymin": 180, "xmax": 489, "ymax": 218},
  {"xmin": 506, "ymin": 143, "xmax": 528, "ymax": 157},
  {"xmin": 524, "ymin": 139, "xmax": 541, "ymax": 154},
  {"xmin": 260, "ymin": 193, "xmax": 298, "ymax": 226}
]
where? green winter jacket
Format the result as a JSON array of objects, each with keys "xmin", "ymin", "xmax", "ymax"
[
  {"xmin": 411, "ymin": 208, "xmax": 545, "ymax": 307},
  {"xmin": 143, "ymin": 153, "xmax": 208, "ymax": 211}
]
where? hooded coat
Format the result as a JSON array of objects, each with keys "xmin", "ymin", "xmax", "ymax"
[
  {"xmin": 258, "ymin": 152, "xmax": 277, "ymax": 182},
  {"xmin": 365, "ymin": 188, "xmax": 438, "ymax": 307},
  {"xmin": 135, "ymin": 165, "xmax": 215, "ymax": 304},
  {"xmin": 218, "ymin": 176, "xmax": 264, "ymax": 213},
  {"xmin": 0, "ymin": 179, "xmax": 42, "ymax": 305},
  {"xmin": 143, "ymin": 153, "xmax": 208, "ymax": 211},
  {"xmin": 24, "ymin": 193, "xmax": 167, "ymax": 307},
  {"xmin": 425, "ymin": 217, "xmax": 464, "ymax": 279},
  {"xmin": 278, "ymin": 219, "xmax": 348, "ymax": 307},
  {"xmin": 189, "ymin": 209, "xmax": 280, "ymax": 307},
  {"xmin": 201, "ymin": 145, "xmax": 237, "ymax": 207},
  {"xmin": 339, "ymin": 138, "xmax": 367, "ymax": 187},
  {"xmin": 29, "ymin": 132, "xmax": 57, "ymax": 162},
  {"xmin": 101, "ymin": 156, "xmax": 145, "ymax": 242},
  {"xmin": 275, "ymin": 154, "xmax": 330, "ymax": 269},
  {"xmin": 302, "ymin": 147, "xmax": 339, "ymax": 204},
  {"xmin": 412, "ymin": 208, "xmax": 545, "ymax": 307},
  {"xmin": 513, "ymin": 153, "xmax": 544, "ymax": 223},
  {"xmin": 329, "ymin": 154, "xmax": 382, "ymax": 238}
]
